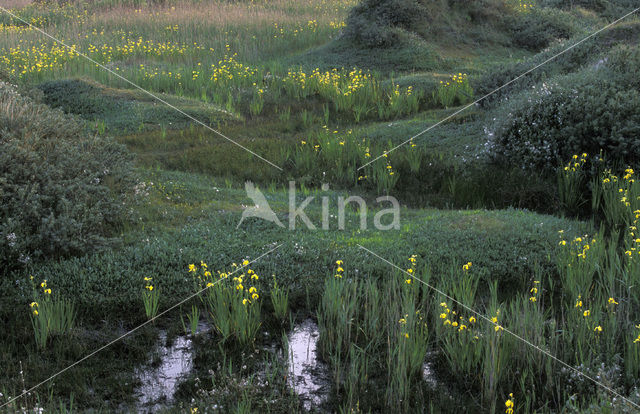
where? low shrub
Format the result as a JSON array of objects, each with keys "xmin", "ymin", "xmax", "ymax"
[
  {"xmin": 539, "ymin": 0, "xmax": 639, "ymax": 19},
  {"xmin": 0, "ymin": 82, "xmax": 135, "ymax": 274}
]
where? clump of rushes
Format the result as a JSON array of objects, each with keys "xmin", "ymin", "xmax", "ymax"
[
  {"xmin": 369, "ymin": 151, "xmax": 399, "ymax": 194},
  {"xmin": 405, "ymin": 139, "xmax": 421, "ymax": 173},
  {"xmin": 593, "ymin": 166, "xmax": 640, "ymax": 234},
  {"xmin": 185, "ymin": 304, "xmax": 200, "ymax": 336},
  {"xmin": 318, "ymin": 256, "xmax": 431, "ymax": 411},
  {"xmin": 192, "ymin": 260, "xmax": 262, "ymax": 346},
  {"xmin": 142, "ymin": 276, "xmax": 159, "ymax": 320},
  {"xmin": 318, "ymin": 259, "xmax": 357, "ymax": 360},
  {"xmin": 28, "ymin": 276, "xmax": 76, "ymax": 349},
  {"xmin": 270, "ymin": 275, "xmax": 289, "ymax": 324},
  {"xmin": 558, "ymin": 153, "xmax": 589, "ymax": 216},
  {"xmin": 432, "ymin": 73, "xmax": 473, "ymax": 108}
]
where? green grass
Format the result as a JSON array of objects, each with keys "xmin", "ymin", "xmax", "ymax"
[
  {"xmin": 3, "ymin": 168, "xmax": 580, "ymax": 319},
  {"xmin": 0, "ymin": 166, "xmax": 580, "ymax": 411}
]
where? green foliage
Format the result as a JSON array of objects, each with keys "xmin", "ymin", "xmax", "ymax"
[
  {"xmin": 141, "ymin": 278, "xmax": 159, "ymax": 320},
  {"xmin": 297, "ymin": 35, "xmax": 439, "ymax": 74},
  {"xmin": 184, "ymin": 304, "xmax": 200, "ymax": 335},
  {"xmin": 205, "ymin": 281, "xmax": 262, "ymax": 346},
  {"xmin": 0, "ymin": 82, "xmax": 135, "ymax": 274},
  {"xmin": 269, "ymin": 278, "xmax": 289, "ymax": 324},
  {"xmin": 287, "ymin": 124, "xmax": 560, "ymax": 213}
]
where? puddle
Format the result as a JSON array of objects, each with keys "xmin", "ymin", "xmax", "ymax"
[
  {"xmin": 136, "ymin": 323, "xmax": 208, "ymax": 412},
  {"xmin": 422, "ymin": 351, "xmax": 439, "ymax": 388},
  {"xmin": 422, "ymin": 361, "xmax": 437, "ymax": 388},
  {"xmin": 287, "ymin": 319, "xmax": 330, "ymax": 411}
]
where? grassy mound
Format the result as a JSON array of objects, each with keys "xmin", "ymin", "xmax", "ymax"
[{"xmin": 37, "ymin": 78, "xmax": 238, "ymax": 135}]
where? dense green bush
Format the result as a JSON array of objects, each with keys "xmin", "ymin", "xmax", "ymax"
[
  {"xmin": 0, "ymin": 82, "xmax": 135, "ymax": 273},
  {"xmin": 507, "ymin": 8, "xmax": 579, "ymax": 50},
  {"xmin": 487, "ymin": 68, "xmax": 640, "ymax": 169},
  {"xmin": 344, "ymin": 0, "xmax": 427, "ymax": 48}
]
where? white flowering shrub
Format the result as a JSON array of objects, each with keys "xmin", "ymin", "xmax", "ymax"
[{"xmin": 487, "ymin": 69, "xmax": 640, "ymax": 170}]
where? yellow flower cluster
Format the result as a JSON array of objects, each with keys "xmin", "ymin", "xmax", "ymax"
[
  {"xmin": 601, "ymin": 167, "xmax": 636, "ymax": 187},
  {"xmin": 491, "ymin": 311, "xmax": 504, "ymax": 332},
  {"xmin": 190, "ymin": 260, "xmax": 260, "ymax": 305},
  {"xmin": 573, "ymin": 294, "xmax": 622, "ymax": 335},
  {"xmin": 210, "ymin": 53, "xmax": 258, "ymax": 84},
  {"xmin": 634, "ymin": 325, "xmax": 640, "ymax": 344},
  {"xmin": 0, "ymin": 33, "xmax": 201, "ymax": 78},
  {"xmin": 439, "ymin": 73, "xmax": 468, "ymax": 88},
  {"xmin": 558, "ymin": 234, "xmax": 596, "ymax": 260},
  {"xmin": 514, "ymin": 0, "xmax": 534, "ymax": 11},
  {"xmin": 271, "ymin": 20, "xmax": 323, "ymax": 39},
  {"xmin": 0, "ymin": 42, "xmax": 80, "ymax": 77},
  {"xmin": 95, "ymin": 35, "xmax": 195, "ymax": 60},
  {"xmin": 0, "ymin": 24, "xmax": 36, "ymax": 35},
  {"xmin": 405, "ymin": 255, "xmax": 417, "ymax": 284},
  {"xmin": 335, "ymin": 259, "xmax": 344, "ymax": 278},
  {"xmin": 6, "ymin": 3, "xmax": 90, "ymax": 29},
  {"xmin": 439, "ymin": 302, "xmax": 476, "ymax": 334},
  {"xmin": 505, "ymin": 393, "xmax": 515, "ymax": 414},
  {"xmin": 144, "ymin": 276, "xmax": 154, "ymax": 291},
  {"xmin": 564, "ymin": 153, "xmax": 587, "ymax": 173},
  {"xmin": 30, "ymin": 301, "xmax": 38, "ymax": 316},
  {"xmin": 528, "ymin": 280, "xmax": 540, "ymax": 303},
  {"xmin": 386, "ymin": 163, "xmax": 395, "ymax": 177},
  {"xmin": 462, "ymin": 261, "xmax": 472, "ymax": 271},
  {"xmin": 283, "ymin": 67, "xmax": 374, "ymax": 98},
  {"xmin": 329, "ymin": 20, "xmax": 347, "ymax": 29},
  {"xmin": 39, "ymin": 279, "xmax": 52, "ymax": 295},
  {"xmin": 28, "ymin": 277, "xmax": 53, "ymax": 315}
]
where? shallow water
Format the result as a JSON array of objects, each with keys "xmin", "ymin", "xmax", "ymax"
[
  {"xmin": 287, "ymin": 319, "xmax": 331, "ymax": 411},
  {"xmin": 136, "ymin": 323, "xmax": 208, "ymax": 412},
  {"xmin": 422, "ymin": 360, "xmax": 437, "ymax": 388}
]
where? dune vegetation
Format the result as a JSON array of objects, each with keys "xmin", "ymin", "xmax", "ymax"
[{"xmin": 1, "ymin": 0, "xmax": 640, "ymax": 412}]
